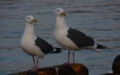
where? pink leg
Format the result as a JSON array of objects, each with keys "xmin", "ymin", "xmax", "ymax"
[
  {"xmin": 72, "ymin": 50, "xmax": 75, "ymax": 63},
  {"xmin": 32, "ymin": 56, "xmax": 38, "ymax": 71},
  {"xmin": 65, "ymin": 50, "xmax": 71, "ymax": 64},
  {"xmin": 32, "ymin": 56, "xmax": 36, "ymax": 68},
  {"xmin": 65, "ymin": 50, "xmax": 75, "ymax": 64},
  {"xmin": 68, "ymin": 50, "xmax": 71, "ymax": 64},
  {"xmin": 36, "ymin": 57, "xmax": 39, "ymax": 69}
]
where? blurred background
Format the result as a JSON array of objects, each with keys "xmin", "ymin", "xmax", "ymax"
[{"xmin": 0, "ymin": 0, "xmax": 120, "ymax": 75}]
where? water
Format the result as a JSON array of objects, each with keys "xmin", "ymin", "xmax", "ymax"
[{"xmin": 0, "ymin": 0, "xmax": 120, "ymax": 75}]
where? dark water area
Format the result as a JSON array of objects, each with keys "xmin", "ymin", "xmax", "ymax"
[{"xmin": 0, "ymin": 0, "xmax": 120, "ymax": 75}]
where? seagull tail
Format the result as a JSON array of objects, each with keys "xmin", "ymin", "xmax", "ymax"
[
  {"xmin": 51, "ymin": 47, "xmax": 62, "ymax": 53},
  {"xmin": 91, "ymin": 44, "xmax": 112, "ymax": 54}
]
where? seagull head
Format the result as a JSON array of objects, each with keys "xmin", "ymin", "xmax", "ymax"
[
  {"xmin": 26, "ymin": 15, "xmax": 38, "ymax": 24},
  {"xmin": 55, "ymin": 8, "xmax": 66, "ymax": 16}
]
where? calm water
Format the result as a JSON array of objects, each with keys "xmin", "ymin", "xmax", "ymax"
[{"xmin": 0, "ymin": 0, "xmax": 120, "ymax": 75}]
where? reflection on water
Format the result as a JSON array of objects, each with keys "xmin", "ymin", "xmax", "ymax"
[{"xmin": 0, "ymin": 0, "xmax": 120, "ymax": 75}]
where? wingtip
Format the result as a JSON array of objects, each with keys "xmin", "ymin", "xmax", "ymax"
[{"xmin": 97, "ymin": 44, "xmax": 113, "ymax": 49}]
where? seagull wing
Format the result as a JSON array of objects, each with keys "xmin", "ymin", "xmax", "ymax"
[
  {"xmin": 67, "ymin": 28, "xmax": 94, "ymax": 48},
  {"xmin": 35, "ymin": 36, "xmax": 62, "ymax": 54},
  {"xmin": 35, "ymin": 36, "xmax": 54, "ymax": 54}
]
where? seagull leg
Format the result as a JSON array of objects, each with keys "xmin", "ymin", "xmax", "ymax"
[
  {"xmin": 68, "ymin": 50, "xmax": 71, "ymax": 64},
  {"xmin": 32, "ymin": 56, "xmax": 35, "ymax": 68},
  {"xmin": 36, "ymin": 57, "xmax": 39, "ymax": 70},
  {"xmin": 32, "ymin": 56, "xmax": 38, "ymax": 71},
  {"xmin": 64, "ymin": 50, "xmax": 71, "ymax": 64},
  {"xmin": 72, "ymin": 50, "xmax": 75, "ymax": 63},
  {"xmin": 32, "ymin": 56, "xmax": 36, "ymax": 71}
]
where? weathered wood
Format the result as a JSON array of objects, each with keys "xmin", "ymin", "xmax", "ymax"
[{"xmin": 8, "ymin": 63, "xmax": 88, "ymax": 75}]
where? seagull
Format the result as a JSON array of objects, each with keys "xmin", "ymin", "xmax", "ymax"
[
  {"xmin": 21, "ymin": 15, "xmax": 62, "ymax": 71},
  {"xmin": 54, "ymin": 8, "xmax": 108, "ymax": 64}
]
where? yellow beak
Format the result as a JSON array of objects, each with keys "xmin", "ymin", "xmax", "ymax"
[
  {"xmin": 60, "ymin": 12, "xmax": 66, "ymax": 16},
  {"xmin": 31, "ymin": 19, "xmax": 38, "ymax": 23}
]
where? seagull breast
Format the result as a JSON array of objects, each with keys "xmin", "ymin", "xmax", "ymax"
[
  {"xmin": 21, "ymin": 35, "xmax": 45, "ymax": 58},
  {"xmin": 55, "ymin": 28, "xmax": 79, "ymax": 50}
]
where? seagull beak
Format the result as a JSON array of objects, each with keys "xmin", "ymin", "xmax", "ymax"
[
  {"xmin": 60, "ymin": 12, "xmax": 66, "ymax": 16},
  {"xmin": 31, "ymin": 19, "xmax": 38, "ymax": 23}
]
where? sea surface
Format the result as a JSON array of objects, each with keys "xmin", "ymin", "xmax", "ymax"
[{"xmin": 0, "ymin": 0, "xmax": 120, "ymax": 75}]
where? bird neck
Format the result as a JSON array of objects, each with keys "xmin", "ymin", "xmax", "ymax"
[
  {"xmin": 23, "ymin": 23, "xmax": 35, "ymax": 38},
  {"xmin": 56, "ymin": 16, "xmax": 68, "ymax": 30}
]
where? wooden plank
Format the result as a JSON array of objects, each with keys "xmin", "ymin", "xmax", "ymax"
[{"xmin": 8, "ymin": 63, "xmax": 88, "ymax": 75}]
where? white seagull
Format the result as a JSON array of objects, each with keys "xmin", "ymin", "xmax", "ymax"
[
  {"xmin": 21, "ymin": 15, "xmax": 61, "ymax": 71},
  {"xmin": 54, "ymin": 8, "xmax": 108, "ymax": 64}
]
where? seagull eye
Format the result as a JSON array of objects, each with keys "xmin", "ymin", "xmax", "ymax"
[
  {"xmin": 56, "ymin": 9, "xmax": 60, "ymax": 11},
  {"xmin": 27, "ymin": 17, "xmax": 31, "ymax": 19}
]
